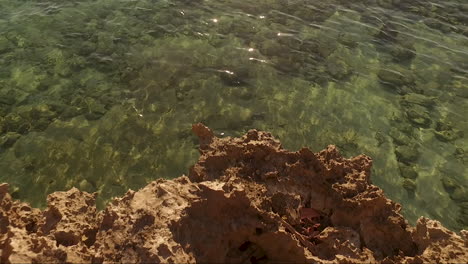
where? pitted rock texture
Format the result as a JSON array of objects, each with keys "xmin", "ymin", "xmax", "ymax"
[{"xmin": 0, "ymin": 123, "xmax": 467, "ymax": 263}]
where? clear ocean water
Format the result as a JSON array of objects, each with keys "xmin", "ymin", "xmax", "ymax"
[{"xmin": 0, "ymin": 0, "xmax": 466, "ymax": 230}]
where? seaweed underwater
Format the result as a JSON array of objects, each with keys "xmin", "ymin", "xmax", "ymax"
[{"xmin": 0, "ymin": 0, "xmax": 467, "ymax": 232}]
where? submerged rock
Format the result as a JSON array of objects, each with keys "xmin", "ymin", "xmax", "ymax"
[
  {"xmin": 0, "ymin": 132, "xmax": 21, "ymax": 149},
  {"xmin": 405, "ymin": 104, "xmax": 432, "ymax": 128},
  {"xmin": 434, "ymin": 121, "xmax": 463, "ymax": 142},
  {"xmin": 326, "ymin": 57, "xmax": 351, "ymax": 80},
  {"xmin": 3, "ymin": 113, "xmax": 28, "ymax": 134},
  {"xmin": 402, "ymin": 178, "xmax": 416, "ymax": 192},
  {"xmin": 454, "ymin": 148, "xmax": 467, "ymax": 163},
  {"xmin": 400, "ymin": 93, "xmax": 436, "ymax": 108},
  {"xmin": 434, "ymin": 130, "xmax": 462, "ymax": 143},
  {"xmin": 337, "ymin": 32, "xmax": 358, "ymax": 48},
  {"xmin": 395, "ymin": 145, "xmax": 420, "ymax": 164},
  {"xmin": 376, "ymin": 21, "xmax": 400, "ymax": 42},
  {"xmin": 450, "ymin": 187, "xmax": 468, "ymax": 202},
  {"xmin": 218, "ymin": 68, "xmax": 249, "ymax": 87},
  {"xmin": 389, "ymin": 129, "xmax": 413, "ymax": 146},
  {"xmin": 0, "ymin": 124, "xmax": 466, "ymax": 263},
  {"xmin": 399, "ymin": 164, "xmax": 418, "ymax": 179},
  {"xmin": 390, "ymin": 43, "xmax": 416, "ymax": 62},
  {"xmin": 441, "ymin": 176, "xmax": 458, "ymax": 193},
  {"xmin": 377, "ymin": 66, "xmax": 415, "ymax": 88}
]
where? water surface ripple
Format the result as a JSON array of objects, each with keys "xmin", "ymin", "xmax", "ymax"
[{"xmin": 0, "ymin": 0, "xmax": 467, "ymax": 230}]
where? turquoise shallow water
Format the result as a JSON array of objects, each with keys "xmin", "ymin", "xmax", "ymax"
[{"xmin": 0, "ymin": 0, "xmax": 467, "ymax": 230}]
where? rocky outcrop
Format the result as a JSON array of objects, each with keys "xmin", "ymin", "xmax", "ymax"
[{"xmin": 0, "ymin": 124, "xmax": 467, "ymax": 263}]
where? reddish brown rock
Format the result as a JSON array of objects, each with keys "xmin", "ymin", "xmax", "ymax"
[{"xmin": 0, "ymin": 124, "xmax": 466, "ymax": 263}]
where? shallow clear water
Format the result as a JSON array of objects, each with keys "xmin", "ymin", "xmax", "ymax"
[{"xmin": 0, "ymin": 0, "xmax": 467, "ymax": 230}]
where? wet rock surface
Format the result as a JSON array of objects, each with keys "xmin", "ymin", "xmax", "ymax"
[{"xmin": 0, "ymin": 124, "xmax": 467, "ymax": 263}]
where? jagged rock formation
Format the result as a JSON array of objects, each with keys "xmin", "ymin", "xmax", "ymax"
[{"xmin": 0, "ymin": 124, "xmax": 467, "ymax": 263}]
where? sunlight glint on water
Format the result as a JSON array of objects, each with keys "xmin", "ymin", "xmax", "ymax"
[{"xmin": 0, "ymin": 0, "xmax": 466, "ymax": 230}]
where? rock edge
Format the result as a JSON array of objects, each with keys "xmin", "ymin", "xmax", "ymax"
[{"xmin": 1, "ymin": 123, "xmax": 467, "ymax": 263}]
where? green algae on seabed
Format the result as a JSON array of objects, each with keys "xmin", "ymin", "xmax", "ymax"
[{"xmin": 0, "ymin": 0, "xmax": 467, "ymax": 230}]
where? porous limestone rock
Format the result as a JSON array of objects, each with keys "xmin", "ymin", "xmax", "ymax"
[{"xmin": 0, "ymin": 124, "xmax": 467, "ymax": 263}]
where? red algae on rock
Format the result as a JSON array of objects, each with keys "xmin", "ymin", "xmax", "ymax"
[{"xmin": 0, "ymin": 123, "xmax": 467, "ymax": 263}]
